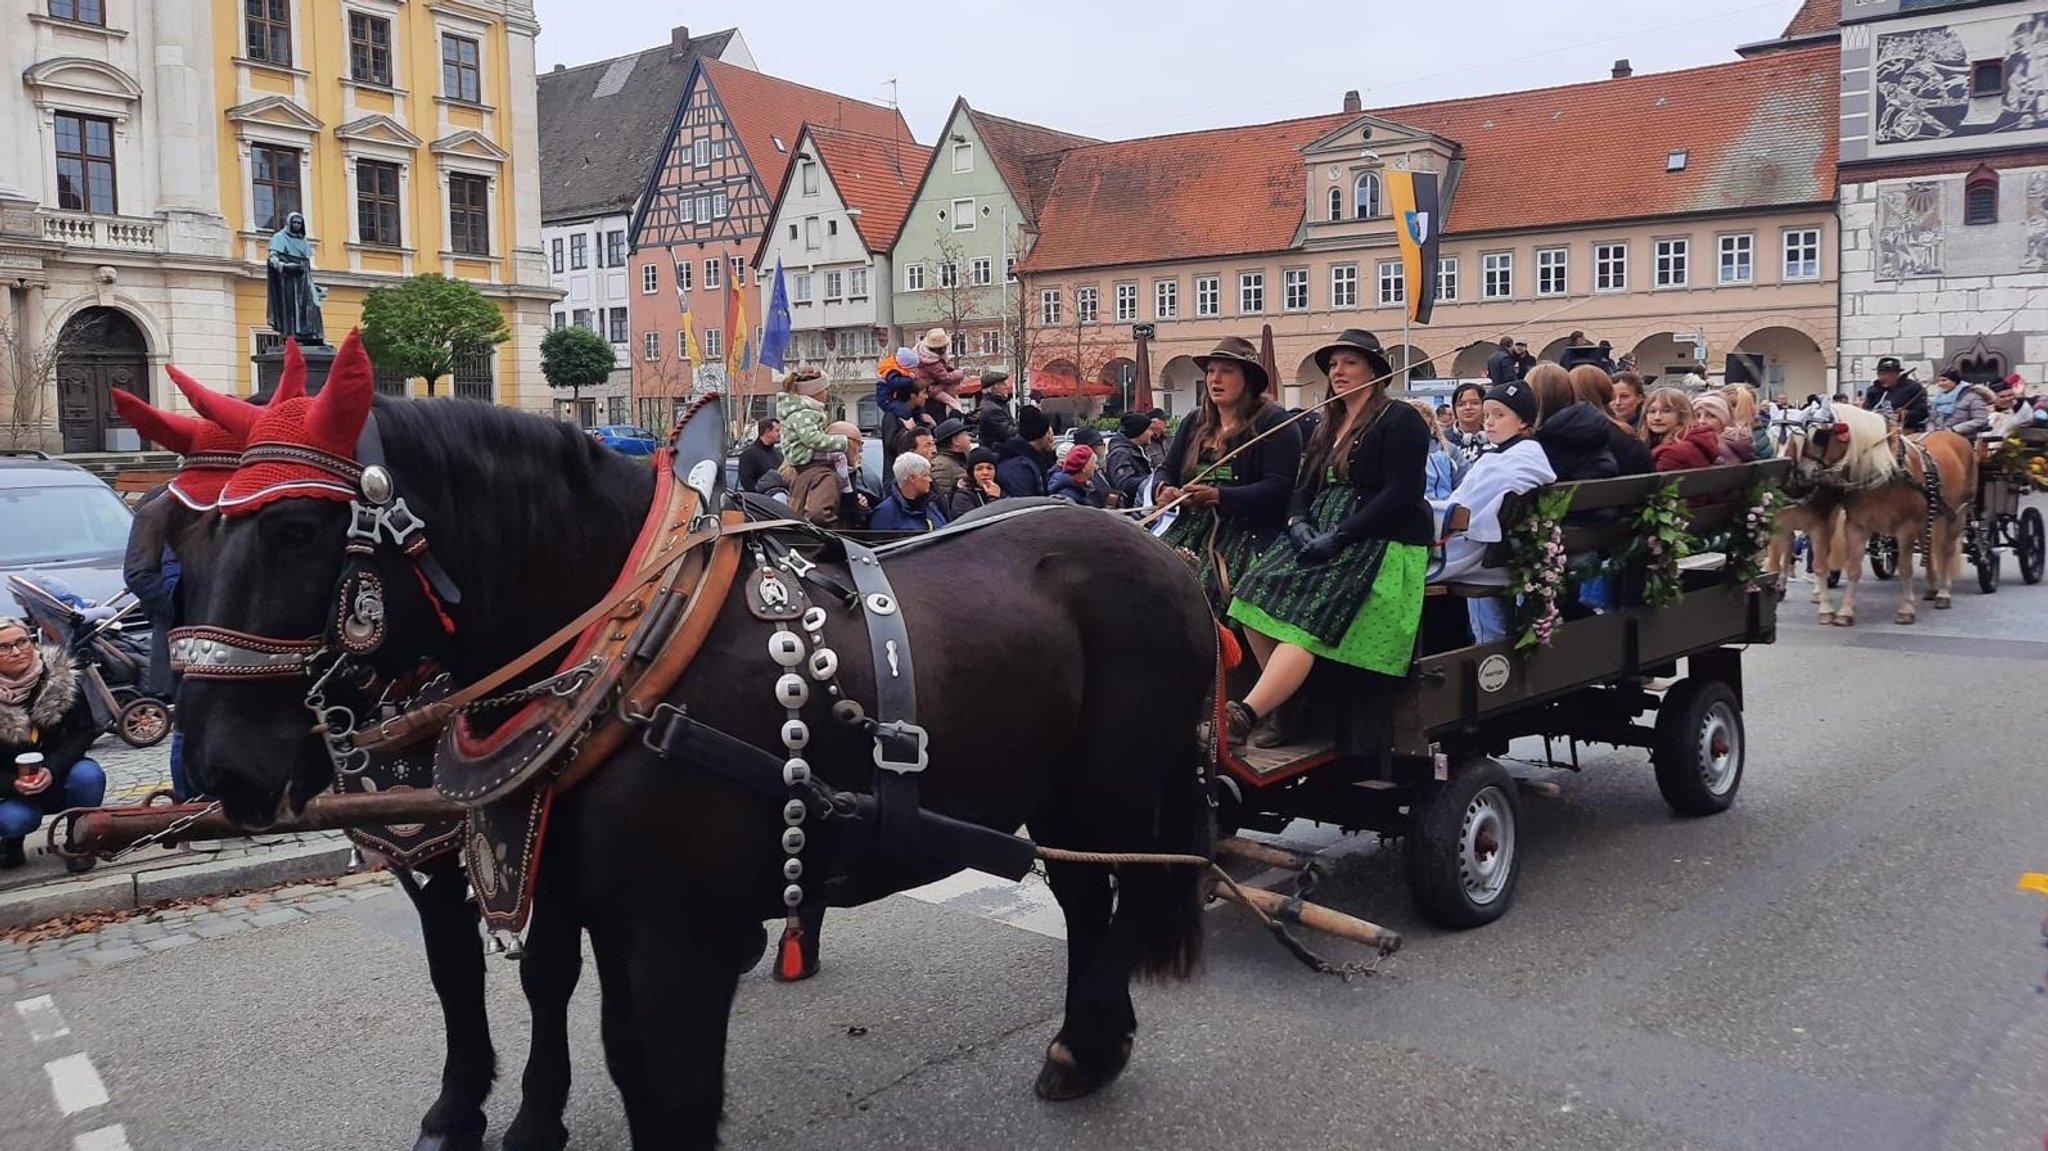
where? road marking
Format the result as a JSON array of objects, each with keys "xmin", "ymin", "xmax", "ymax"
[
  {"xmin": 75, "ymin": 1126, "xmax": 132, "ymax": 1151},
  {"xmin": 15, "ymin": 995, "xmax": 71, "ymax": 1042},
  {"xmin": 903, "ymin": 869, "xmax": 1066, "ymax": 940},
  {"xmin": 44, "ymin": 1052, "xmax": 110, "ymax": 1115}
]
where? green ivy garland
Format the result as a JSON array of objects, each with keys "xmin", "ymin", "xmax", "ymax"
[
  {"xmin": 1629, "ymin": 478, "xmax": 1692, "ymax": 608},
  {"xmin": 1507, "ymin": 486, "xmax": 1576, "ymax": 650},
  {"xmin": 1723, "ymin": 482, "xmax": 1785, "ymax": 589}
]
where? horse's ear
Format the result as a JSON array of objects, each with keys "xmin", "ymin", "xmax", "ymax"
[
  {"xmin": 307, "ymin": 328, "xmax": 375, "ymax": 449},
  {"xmin": 167, "ymin": 364, "xmax": 261, "ymax": 439},
  {"xmin": 275, "ymin": 337, "xmax": 308, "ymax": 403},
  {"xmin": 110, "ymin": 387, "xmax": 202, "ymax": 454}
]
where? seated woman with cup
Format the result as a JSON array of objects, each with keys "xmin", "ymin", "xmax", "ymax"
[{"xmin": 0, "ymin": 617, "xmax": 105, "ymax": 872}]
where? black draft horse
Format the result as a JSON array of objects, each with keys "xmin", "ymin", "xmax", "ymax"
[
  {"xmin": 178, "ymin": 380, "xmax": 1215, "ymax": 1149},
  {"xmin": 138, "ymin": 489, "xmax": 586, "ymax": 1151}
]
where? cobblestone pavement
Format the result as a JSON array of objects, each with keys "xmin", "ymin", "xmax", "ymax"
[
  {"xmin": 89, "ymin": 737, "xmax": 175, "ymax": 807},
  {"xmin": 0, "ymin": 871, "xmax": 396, "ymax": 995}
]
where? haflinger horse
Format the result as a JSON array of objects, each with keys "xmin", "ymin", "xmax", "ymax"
[
  {"xmin": 115, "ymin": 356, "xmax": 591, "ymax": 1151},
  {"xmin": 173, "ymin": 331, "xmax": 1215, "ymax": 1150},
  {"xmin": 1783, "ymin": 401, "xmax": 1976, "ymax": 626}
]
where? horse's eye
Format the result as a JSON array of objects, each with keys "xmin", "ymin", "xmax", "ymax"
[{"xmin": 276, "ymin": 521, "xmax": 318, "ymax": 548}]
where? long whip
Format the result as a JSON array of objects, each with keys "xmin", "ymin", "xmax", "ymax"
[{"xmin": 1138, "ymin": 295, "xmax": 1596, "ymax": 528}]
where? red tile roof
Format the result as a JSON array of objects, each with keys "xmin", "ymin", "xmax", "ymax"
[
  {"xmin": 962, "ymin": 106, "xmax": 1097, "ymax": 224},
  {"xmin": 700, "ymin": 58, "xmax": 910, "ymax": 209},
  {"xmin": 1021, "ymin": 113, "xmax": 1351, "ymax": 272},
  {"xmin": 1781, "ymin": 0, "xmax": 1839, "ymax": 38},
  {"xmin": 1022, "ymin": 46, "xmax": 1839, "ymax": 272},
  {"xmin": 806, "ymin": 125, "xmax": 930, "ymax": 251}
]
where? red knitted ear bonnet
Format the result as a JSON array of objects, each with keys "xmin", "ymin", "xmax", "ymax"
[
  {"xmin": 109, "ymin": 368, "xmax": 260, "ymax": 509},
  {"xmin": 218, "ymin": 331, "xmax": 376, "ymax": 515}
]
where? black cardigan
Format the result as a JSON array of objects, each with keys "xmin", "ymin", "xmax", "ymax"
[
  {"xmin": 1290, "ymin": 399, "xmax": 1434, "ymax": 547},
  {"xmin": 1152, "ymin": 403, "xmax": 1302, "ymax": 542}
]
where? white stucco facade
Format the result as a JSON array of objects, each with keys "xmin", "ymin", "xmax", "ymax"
[
  {"xmin": 1, "ymin": 0, "xmax": 239, "ymax": 453},
  {"xmin": 541, "ymin": 211, "xmax": 634, "ymax": 424}
]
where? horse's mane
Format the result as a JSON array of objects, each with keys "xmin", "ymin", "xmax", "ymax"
[{"xmin": 1832, "ymin": 404, "xmax": 1899, "ymax": 485}]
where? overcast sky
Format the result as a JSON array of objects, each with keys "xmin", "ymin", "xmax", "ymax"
[{"xmin": 531, "ymin": 0, "xmax": 1810, "ymax": 141}]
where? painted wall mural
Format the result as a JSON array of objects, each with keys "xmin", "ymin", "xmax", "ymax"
[
  {"xmin": 1877, "ymin": 182, "xmax": 1945, "ymax": 280},
  {"xmin": 1875, "ymin": 13, "xmax": 2048, "ymax": 144},
  {"xmin": 2026, "ymin": 171, "xmax": 2048, "ymax": 272}
]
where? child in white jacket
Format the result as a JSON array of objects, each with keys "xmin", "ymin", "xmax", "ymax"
[{"xmin": 1429, "ymin": 380, "xmax": 1557, "ymax": 642}]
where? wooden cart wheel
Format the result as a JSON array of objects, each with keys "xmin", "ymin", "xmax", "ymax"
[
  {"xmin": 1652, "ymin": 680, "xmax": 1745, "ymax": 817},
  {"xmin": 2019, "ymin": 508, "xmax": 2045, "ymax": 586},
  {"xmin": 1407, "ymin": 758, "xmax": 1520, "ymax": 929},
  {"xmin": 116, "ymin": 697, "xmax": 171, "ymax": 749}
]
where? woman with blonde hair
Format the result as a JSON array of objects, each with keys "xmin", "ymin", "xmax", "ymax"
[
  {"xmin": 1721, "ymin": 382, "xmax": 1775, "ymax": 460},
  {"xmin": 1642, "ymin": 386, "xmax": 1730, "ymax": 470}
]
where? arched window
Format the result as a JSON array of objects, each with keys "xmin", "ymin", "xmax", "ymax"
[
  {"xmin": 1964, "ymin": 163, "xmax": 1998, "ymax": 225},
  {"xmin": 1327, "ymin": 187, "xmax": 1343, "ymax": 222},
  {"xmin": 1354, "ymin": 171, "xmax": 1382, "ymax": 220}
]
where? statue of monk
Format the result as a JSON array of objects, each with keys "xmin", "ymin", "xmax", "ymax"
[{"xmin": 266, "ymin": 211, "xmax": 326, "ymax": 345}]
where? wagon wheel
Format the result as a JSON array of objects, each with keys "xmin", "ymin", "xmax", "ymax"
[
  {"xmin": 116, "ymin": 697, "xmax": 171, "ymax": 749},
  {"xmin": 1867, "ymin": 534, "xmax": 1898, "ymax": 580},
  {"xmin": 1975, "ymin": 533, "xmax": 2001, "ymax": 594},
  {"xmin": 1652, "ymin": 679, "xmax": 1745, "ymax": 817},
  {"xmin": 2020, "ymin": 507, "xmax": 2045, "ymax": 586},
  {"xmin": 1407, "ymin": 758, "xmax": 1520, "ymax": 929}
]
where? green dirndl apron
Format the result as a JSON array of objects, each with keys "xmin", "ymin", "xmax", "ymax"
[
  {"xmin": 1227, "ymin": 484, "xmax": 1427, "ymax": 676},
  {"xmin": 1160, "ymin": 458, "xmax": 1264, "ymax": 612}
]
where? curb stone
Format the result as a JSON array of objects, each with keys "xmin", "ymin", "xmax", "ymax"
[{"xmin": 0, "ymin": 838, "xmax": 358, "ymax": 932}]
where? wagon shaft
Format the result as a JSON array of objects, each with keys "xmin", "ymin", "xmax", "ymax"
[{"xmin": 55, "ymin": 791, "xmax": 468, "ymax": 858}]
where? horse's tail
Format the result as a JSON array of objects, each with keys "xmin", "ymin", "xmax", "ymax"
[{"xmin": 1123, "ymin": 745, "xmax": 1211, "ymax": 982}]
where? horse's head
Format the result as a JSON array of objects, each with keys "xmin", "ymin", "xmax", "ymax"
[
  {"xmin": 1783, "ymin": 401, "xmax": 1853, "ymax": 485},
  {"xmin": 176, "ymin": 333, "xmax": 455, "ymax": 826}
]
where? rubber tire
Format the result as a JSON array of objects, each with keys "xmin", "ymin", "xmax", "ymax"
[
  {"xmin": 1652, "ymin": 680, "xmax": 1744, "ymax": 817},
  {"xmin": 116, "ymin": 696, "xmax": 171, "ymax": 749},
  {"xmin": 1407, "ymin": 758, "xmax": 1521, "ymax": 930},
  {"xmin": 1867, "ymin": 535, "xmax": 1898, "ymax": 580},
  {"xmin": 2019, "ymin": 508, "xmax": 2045, "ymax": 586}
]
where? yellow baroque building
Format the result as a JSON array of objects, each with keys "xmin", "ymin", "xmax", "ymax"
[{"xmin": 211, "ymin": 0, "xmax": 554, "ymax": 403}]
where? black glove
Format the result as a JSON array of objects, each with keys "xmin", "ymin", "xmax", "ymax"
[
  {"xmin": 1296, "ymin": 529, "xmax": 1347, "ymax": 564},
  {"xmin": 1287, "ymin": 519, "xmax": 1319, "ymax": 552}
]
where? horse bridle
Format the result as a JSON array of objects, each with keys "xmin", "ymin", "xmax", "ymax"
[{"xmin": 169, "ymin": 415, "xmax": 462, "ymax": 686}]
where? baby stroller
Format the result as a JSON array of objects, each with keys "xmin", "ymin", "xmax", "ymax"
[{"xmin": 5, "ymin": 573, "xmax": 172, "ymax": 748}]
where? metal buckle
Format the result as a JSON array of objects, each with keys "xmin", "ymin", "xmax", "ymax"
[
  {"xmin": 638, "ymin": 701, "xmax": 688, "ymax": 754},
  {"xmin": 380, "ymin": 498, "xmax": 425, "ymax": 547},
  {"xmin": 871, "ymin": 721, "xmax": 929, "ymax": 774},
  {"xmin": 780, "ymin": 549, "xmax": 818, "ymax": 580},
  {"xmin": 346, "ymin": 502, "xmax": 383, "ymax": 545}
]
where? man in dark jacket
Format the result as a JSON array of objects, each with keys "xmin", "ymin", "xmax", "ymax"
[
  {"xmin": 995, "ymin": 405, "xmax": 1055, "ymax": 497},
  {"xmin": 1103, "ymin": 411, "xmax": 1156, "ymax": 506},
  {"xmin": 975, "ymin": 369, "xmax": 1016, "ymax": 447},
  {"xmin": 1485, "ymin": 337, "xmax": 1517, "ymax": 385},
  {"xmin": 1862, "ymin": 356, "xmax": 1930, "ymax": 432},
  {"xmin": 869, "ymin": 453, "xmax": 949, "ymax": 532},
  {"xmin": 737, "ymin": 417, "xmax": 783, "ymax": 494}
]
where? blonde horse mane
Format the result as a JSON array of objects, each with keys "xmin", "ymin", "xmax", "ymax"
[{"xmin": 1831, "ymin": 404, "xmax": 1899, "ymax": 485}]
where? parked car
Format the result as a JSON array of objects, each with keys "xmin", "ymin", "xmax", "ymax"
[
  {"xmin": 590, "ymin": 425, "xmax": 659, "ymax": 456},
  {"xmin": 0, "ymin": 452, "xmax": 136, "ymax": 616}
]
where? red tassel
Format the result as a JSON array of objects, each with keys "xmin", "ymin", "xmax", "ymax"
[
  {"xmin": 412, "ymin": 564, "xmax": 457, "ymax": 635},
  {"xmin": 775, "ymin": 920, "xmax": 808, "ymax": 982},
  {"xmin": 1217, "ymin": 623, "xmax": 1242, "ymax": 669}
]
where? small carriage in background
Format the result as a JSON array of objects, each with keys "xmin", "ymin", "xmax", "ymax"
[
  {"xmin": 5, "ymin": 573, "xmax": 173, "ymax": 748},
  {"xmin": 1214, "ymin": 459, "xmax": 1788, "ymax": 928},
  {"xmin": 1962, "ymin": 426, "xmax": 2047, "ymax": 591}
]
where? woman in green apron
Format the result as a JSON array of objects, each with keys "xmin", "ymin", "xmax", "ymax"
[
  {"xmin": 1224, "ymin": 329, "xmax": 1432, "ymax": 744},
  {"xmin": 1150, "ymin": 336, "xmax": 1302, "ymax": 612}
]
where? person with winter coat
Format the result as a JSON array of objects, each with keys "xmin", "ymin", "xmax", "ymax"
[
  {"xmin": 775, "ymin": 368, "xmax": 848, "ymax": 469},
  {"xmin": 1103, "ymin": 411, "xmax": 1157, "ymax": 507},
  {"xmin": 911, "ymin": 329, "xmax": 967, "ymax": 418},
  {"xmin": 1567, "ymin": 365, "xmax": 1654, "ymax": 475},
  {"xmin": 1429, "ymin": 380, "xmax": 1558, "ymax": 643},
  {"xmin": 786, "ymin": 422, "xmax": 868, "ymax": 529},
  {"xmin": 868, "ymin": 453, "xmax": 950, "ymax": 533},
  {"xmin": 996, "ymin": 405, "xmax": 1056, "ymax": 497},
  {"xmin": 1410, "ymin": 399, "xmax": 1464, "ymax": 499},
  {"xmin": 1048, "ymin": 445, "xmax": 1103, "ymax": 505},
  {"xmin": 1722, "ymin": 384, "xmax": 1775, "ymax": 460},
  {"xmin": 1642, "ymin": 387, "xmax": 1731, "ymax": 471},
  {"xmin": 930, "ymin": 417, "xmax": 971, "ymax": 497},
  {"xmin": 1934, "ymin": 368, "xmax": 1996, "ymax": 437},
  {"xmin": 0, "ymin": 618, "xmax": 105, "ymax": 871},
  {"xmin": 1526, "ymin": 364, "xmax": 1618, "ymax": 482},
  {"xmin": 1484, "ymin": 337, "xmax": 1518, "ymax": 386},
  {"xmin": 1448, "ymin": 381, "xmax": 1489, "ymax": 465},
  {"xmin": 1862, "ymin": 356, "xmax": 1930, "ymax": 431},
  {"xmin": 946, "ymin": 446, "xmax": 1004, "ymax": 521},
  {"xmin": 1693, "ymin": 392, "xmax": 1754, "ymax": 463},
  {"xmin": 974, "ymin": 369, "xmax": 1017, "ymax": 447}
]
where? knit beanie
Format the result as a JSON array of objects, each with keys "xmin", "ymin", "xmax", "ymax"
[
  {"xmin": 1016, "ymin": 405, "xmax": 1051, "ymax": 443},
  {"xmin": 1485, "ymin": 380, "xmax": 1537, "ymax": 427},
  {"xmin": 1692, "ymin": 392, "xmax": 1733, "ymax": 426},
  {"xmin": 966, "ymin": 446, "xmax": 1000, "ymax": 472},
  {"xmin": 895, "ymin": 347, "xmax": 919, "ymax": 373},
  {"xmin": 1060, "ymin": 445, "xmax": 1093, "ymax": 474},
  {"xmin": 1119, "ymin": 411, "xmax": 1152, "ymax": 438}
]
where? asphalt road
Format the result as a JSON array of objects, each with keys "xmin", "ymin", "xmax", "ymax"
[{"xmin": 4, "ymin": 567, "xmax": 2047, "ymax": 1151}]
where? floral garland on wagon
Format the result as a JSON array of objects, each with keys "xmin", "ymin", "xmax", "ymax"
[
  {"xmin": 1989, "ymin": 432, "xmax": 2048, "ymax": 492},
  {"xmin": 1505, "ymin": 486, "xmax": 1575, "ymax": 651},
  {"xmin": 1628, "ymin": 478, "xmax": 1693, "ymax": 608},
  {"xmin": 1723, "ymin": 482, "xmax": 1786, "ymax": 590}
]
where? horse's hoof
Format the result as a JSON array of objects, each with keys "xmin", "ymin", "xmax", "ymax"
[
  {"xmin": 1833, "ymin": 614, "xmax": 1855, "ymax": 627},
  {"xmin": 1934, "ymin": 596, "xmax": 1952, "ymax": 610},
  {"xmin": 1817, "ymin": 611, "xmax": 1835, "ymax": 625},
  {"xmin": 1033, "ymin": 1036, "xmax": 1134, "ymax": 1102},
  {"xmin": 1896, "ymin": 612, "xmax": 1916, "ymax": 625},
  {"xmin": 414, "ymin": 1131, "xmax": 485, "ymax": 1151},
  {"xmin": 502, "ymin": 1116, "xmax": 569, "ymax": 1151}
]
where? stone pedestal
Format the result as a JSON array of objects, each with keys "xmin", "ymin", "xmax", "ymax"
[{"xmin": 252, "ymin": 342, "xmax": 337, "ymax": 401}]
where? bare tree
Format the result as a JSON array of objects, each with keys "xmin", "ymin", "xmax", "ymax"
[{"xmin": 0, "ymin": 315, "xmax": 74, "ymax": 451}]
